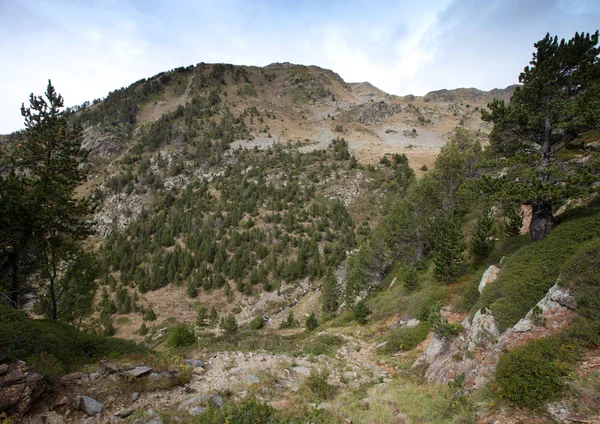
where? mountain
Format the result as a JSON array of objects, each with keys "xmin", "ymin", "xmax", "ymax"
[{"xmin": 3, "ymin": 59, "xmax": 597, "ymax": 424}]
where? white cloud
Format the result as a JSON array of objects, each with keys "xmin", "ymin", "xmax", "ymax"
[{"xmin": 1, "ymin": 0, "xmax": 599, "ymax": 133}]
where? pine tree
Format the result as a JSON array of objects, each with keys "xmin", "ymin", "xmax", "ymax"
[
  {"xmin": 321, "ymin": 267, "xmax": 339, "ymax": 316},
  {"xmin": 482, "ymin": 31, "xmax": 600, "ymax": 241},
  {"xmin": 221, "ymin": 314, "xmax": 238, "ymax": 335},
  {"xmin": 433, "ymin": 213, "xmax": 465, "ymax": 283},
  {"xmin": 404, "ymin": 264, "xmax": 419, "ymax": 293},
  {"xmin": 306, "ymin": 312, "xmax": 319, "ymax": 331},
  {"xmin": 470, "ymin": 207, "xmax": 495, "ymax": 262},
  {"xmin": 503, "ymin": 204, "xmax": 523, "ymax": 237},
  {"xmin": 1, "ymin": 81, "xmax": 92, "ymax": 314}
]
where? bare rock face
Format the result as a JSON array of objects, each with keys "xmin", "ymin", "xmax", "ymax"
[
  {"xmin": 0, "ymin": 361, "xmax": 44, "ymax": 416},
  {"xmin": 478, "ymin": 265, "xmax": 501, "ymax": 294},
  {"xmin": 82, "ymin": 125, "xmax": 127, "ymax": 158},
  {"xmin": 354, "ymin": 101, "xmax": 402, "ymax": 125},
  {"xmin": 414, "ymin": 282, "xmax": 575, "ymax": 390}
]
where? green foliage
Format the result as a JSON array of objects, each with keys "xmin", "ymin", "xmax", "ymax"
[
  {"xmin": 25, "ymin": 352, "xmax": 64, "ymax": 381},
  {"xmin": 189, "ymin": 396, "xmax": 320, "ymax": 424},
  {"xmin": 403, "ymin": 264, "xmax": 419, "ymax": 293},
  {"xmin": 304, "ymin": 369, "xmax": 335, "ymax": 400},
  {"xmin": 305, "ymin": 312, "xmax": 319, "ymax": 331},
  {"xmin": 303, "ymin": 334, "xmax": 344, "ymax": 356},
  {"xmin": 480, "ymin": 207, "xmax": 600, "ymax": 331},
  {"xmin": 470, "ymin": 207, "xmax": 495, "ymax": 262},
  {"xmin": 1, "ymin": 81, "xmax": 93, "ymax": 314},
  {"xmin": 321, "ymin": 267, "xmax": 339, "ymax": 316},
  {"xmin": 434, "ymin": 127, "xmax": 482, "ymax": 209},
  {"xmin": 165, "ymin": 324, "xmax": 196, "ymax": 348},
  {"xmin": 381, "ymin": 323, "xmax": 429, "ymax": 354},
  {"xmin": 0, "ymin": 304, "xmax": 145, "ymax": 371},
  {"xmin": 503, "ymin": 204, "xmax": 523, "ymax": 237},
  {"xmin": 196, "ymin": 304, "xmax": 208, "ymax": 326},
  {"xmin": 221, "ymin": 314, "xmax": 238, "ymax": 335},
  {"xmin": 143, "ymin": 308, "xmax": 157, "ymax": 321},
  {"xmin": 560, "ymin": 238, "xmax": 600, "ymax": 322},
  {"xmin": 433, "ymin": 213, "xmax": 465, "ymax": 283},
  {"xmin": 279, "ymin": 311, "xmax": 298, "ymax": 329},
  {"xmin": 426, "ymin": 302, "xmax": 463, "ymax": 337},
  {"xmin": 495, "ymin": 337, "xmax": 577, "ymax": 408},
  {"xmin": 249, "ymin": 316, "xmax": 265, "ymax": 330},
  {"xmin": 481, "ymin": 31, "xmax": 600, "ymax": 240},
  {"xmin": 353, "ymin": 299, "xmax": 370, "ymax": 324},
  {"xmin": 138, "ymin": 322, "xmax": 148, "ymax": 336}
]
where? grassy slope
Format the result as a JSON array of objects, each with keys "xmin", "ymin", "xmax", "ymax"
[
  {"xmin": 480, "ymin": 203, "xmax": 600, "ymax": 331},
  {"xmin": 0, "ymin": 305, "xmax": 146, "ymax": 373}
]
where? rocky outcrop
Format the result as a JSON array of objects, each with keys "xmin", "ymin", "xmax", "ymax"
[
  {"xmin": 354, "ymin": 101, "xmax": 402, "ymax": 125},
  {"xmin": 478, "ymin": 265, "xmax": 500, "ymax": 294},
  {"xmin": 414, "ymin": 282, "xmax": 576, "ymax": 389},
  {"xmin": 82, "ymin": 125, "xmax": 127, "ymax": 158},
  {"xmin": 0, "ymin": 361, "xmax": 44, "ymax": 415}
]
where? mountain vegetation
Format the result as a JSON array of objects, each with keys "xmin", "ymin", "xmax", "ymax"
[{"xmin": 0, "ymin": 31, "xmax": 599, "ymax": 423}]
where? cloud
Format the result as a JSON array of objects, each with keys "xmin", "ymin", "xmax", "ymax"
[{"xmin": 1, "ymin": 0, "xmax": 599, "ymax": 133}]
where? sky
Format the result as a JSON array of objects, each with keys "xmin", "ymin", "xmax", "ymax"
[{"xmin": 1, "ymin": 0, "xmax": 599, "ymax": 133}]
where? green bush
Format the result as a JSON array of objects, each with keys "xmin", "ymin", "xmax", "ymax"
[
  {"xmin": 559, "ymin": 238, "xmax": 600, "ymax": 323},
  {"xmin": 279, "ymin": 311, "xmax": 298, "ymax": 329},
  {"xmin": 138, "ymin": 323, "xmax": 148, "ymax": 335},
  {"xmin": 221, "ymin": 314, "xmax": 238, "ymax": 335},
  {"xmin": 404, "ymin": 264, "xmax": 419, "ymax": 292},
  {"xmin": 495, "ymin": 337, "xmax": 575, "ymax": 408},
  {"xmin": 382, "ymin": 323, "xmax": 429, "ymax": 354},
  {"xmin": 303, "ymin": 334, "xmax": 343, "ymax": 356},
  {"xmin": 249, "ymin": 316, "xmax": 265, "ymax": 330},
  {"xmin": 304, "ymin": 369, "xmax": 335, "ymax": 400},
  {"xmin": 165, "ymin": 324, "xmax": 196, "ymax": 348},
  {"xmin": 143, "ymin": 308, "xmax": 157, "ymax": 321},
  {"xmin": 25, "ymin": 352, "xmax": 64, "ymax": 382},
  {"xmin": 189, "ymin": 396, "xmax": 321, "ymax": 423},
  {"xmin": 480, "ymin": 209, "xmax": 600, "ymax": 331},
  {"xmin": 305, "ymin": 313, "xmax": 319, "ymax": 331},
  {"xmin": 353, "ymin": 300, "xmax": 370, "ymax": 324},
  {"xmin": 0, "ymin": 305, "xmax": 145, "ymax": 372}
]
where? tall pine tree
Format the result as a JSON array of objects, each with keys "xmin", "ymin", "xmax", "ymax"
[
  {"xmin": 470, "ymin": 207, "xmax": 495, "ymax": 262},
  {"xmin": 433, "ymin": 213, "xmax": 464, "ymax": 283}
]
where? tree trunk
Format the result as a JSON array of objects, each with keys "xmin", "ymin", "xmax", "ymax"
[
  {"xmin": 10, "ymin": 254, "xmax": 18, "ymax": 309},
  {"xmin": 529, "ymin": 199, "xmax": 554, "ymax": 241},
  {"xmin": 541, "ymin": 118, "xmax": 551, "ymax": 183}
]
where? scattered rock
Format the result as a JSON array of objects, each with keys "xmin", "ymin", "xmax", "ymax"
[
  {"xmin": 114, "ymin": 408, "xmax": 134, "ymax": 418},
  {"xmin": 245, "ymin": 375, "xmax": 261, "ymax": 384},
  {"xmin": 62, "ymin": 372, "xmax": 84, "ymax": 381},
  {"xmin": 0, "ymin": 364, "xmax": 8, "ymax": 376},
  {"xmin": 131, "ymin": 392, "xmax": 140, "ymax": 402},
  {"xmin": 192, "ymin": 367, "xmax": 206, "ymax": 376},
  {"xmin": 53, "ymin": 395, "xmax": 70, "ymax": 407},
  {"xmin": 185, "ymin": 359, "xmax": 205, "ymax": 368},
  {"xmin": 179, "ymin": 394, "xmax": 223, "ymax": 411},
  {"xmin": 374, "ymin": 341, "xmax": 388, "ymax": 349},
  {"xmin": 0, "ymin": 361, "xmax": 44, "ymax": 415},
  {"xmin": 292, "ymin": 366, "xmax": 311, "ymax": 377},
  {"xmin": 405, "ymin": 319, "xmax": 420, "ymax": 328},
  {"xmin": 189, "ymin": 406, "xmax": 207, "ymax": 416},
  {"xmin": 124, "ymin": 366, "xmax": 153, "ymax": 379},
  {"xmin": 152, "ymin": 327, "xmax": 168, "ymax": 341},
  {"xmin": 78, "ymin": 396, "xmax": 104, "ymax": 417},
  {"xmin": 269, "ymin": 400, "xmax": 292, "ymax": 410}
]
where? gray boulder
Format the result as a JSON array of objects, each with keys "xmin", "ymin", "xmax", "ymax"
[{"xmin": 78, "ymin": 395, "xmax": 104, "ymax": 417}]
